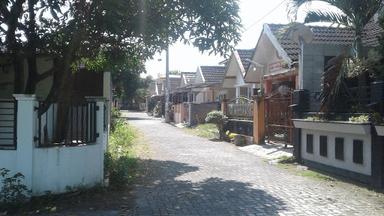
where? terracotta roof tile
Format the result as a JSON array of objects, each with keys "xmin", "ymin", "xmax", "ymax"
[
  {"xmin": 237, "ymin": 49, "xmax": 255, "ymax": 71},
  {"xmin": 267, "ymin": 21, "xmax": 383, "ymax": 61},
  {"xmin": 200, "ymin": 66, "xmax": 226, "ymax": 84},
  {"xmin": 181, "ymin": 72, "xmax": 196, "ymax": 85}
]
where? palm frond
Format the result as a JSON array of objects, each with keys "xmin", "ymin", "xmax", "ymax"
[
  {"xmin": 287, "ymin": 0, "xmax": 314, "ymax": 21},
  {"xmin": 304, "ymin": 10, "xmax": 349, "ymax": 26},
  {"xmin": 320, "ymin": 55, "xmax": 350, "ymax": 112}
]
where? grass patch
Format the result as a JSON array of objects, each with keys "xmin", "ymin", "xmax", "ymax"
[
  {"xmin": 276, "ymin": 156, "xmax": 335, "ymax": 182},
  {"xmin": 105, "ymin": 119, "xmax": 144, "ymax": 187},
  {"xmin": 184, "ymin": 123, "xmax": 219, "ymax": 139}
]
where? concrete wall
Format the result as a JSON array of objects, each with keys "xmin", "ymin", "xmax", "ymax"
[
  {"xmin": 32, "ymin": 144, "xmax": 104, "ymax": 195},
  {"xmin": 195, "ymin": 87, "xmax": 221, "ymax": 103},
  {"xmin": 301, "ymin": 128, "xmax": 372, "ymax": 176},
  {"xmin": 301, "ymin": 43, "xmax": 349, "ymax": 93},
  {"xmin": 189, "ymin": 102, "xmax": 219, "ymax": 126},
  {"xmin": 173, "ymin": 103, "xmax": 189, "ymax": 124},
  {"xmin": 0, "ymin": 95, "xmax": 106, "ymax": 196}
]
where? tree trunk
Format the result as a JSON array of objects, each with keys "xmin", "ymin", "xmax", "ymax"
[
  {"xmin": 6, "ymin": 0, "xmax": 25, "ymax": 94},
  {"xmin": 52, "ymin": 29, "xmax": 85, "ymax": 143},
  {"xmin": 25, "ymin": 0, "xmax": 38, "ymax": 94}
]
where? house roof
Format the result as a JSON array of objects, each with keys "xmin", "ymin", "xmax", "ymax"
[
  {"xmin": 169, "ymin": 76, "xmax": 181, "ymax": 92},
  {"xmin": 200, "ymin": 66, "xmax": 226, "ymax": 84},
  {"xmin": 266, "ymin": 21, "xmax": 383, "ymax": 61},
  {"xmin": 237, "ymin": 49, "xmax": 255, "ymax": 71},
  {"xmin": 181, "ymin": 72, "xmax": 196, "ymax": 85}
]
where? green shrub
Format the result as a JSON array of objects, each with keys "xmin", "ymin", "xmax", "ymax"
[
  {"xmin": 111, "ymin": 107, "xmax": 122, "ymax": 132},
  {"xmin": 105, "ymin": 121, "xmax": 137, "ymax": 187},
  {"xmin": 0, "ymin": 168, "xmax": 30, "ymax": 209},
  {"xmin": 205, "ymin": 111, "xmax": 228, "ymax": 140},
  {"xmin": 349, "ymin": 114, "xmax": 370, "ymax": 123}
]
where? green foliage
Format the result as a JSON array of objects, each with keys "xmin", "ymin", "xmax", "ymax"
[
  {"xmin": 111, "ymin": 107, "xmax": 122, "ymax": 132},
  {"xmin": 305, "ymin": 116, "xmax": 322, "ymax": 121},
  {"xmin": 368, "ymin": 15, "xmax": 384, "ymax": 80},
  {"xmin": 0, "ymin": 168, "xmax": 30, "ymax": 208},
  {"xmin": 349, "ymin": 114, "xmax": 370, "ymax": 123},
  {"xmin": 2, "ymin": 0, "xmax": 242, "ymax": 98},
  {"xmin": 205, "ymin": 111, "xmax": 227, "ymax": 125},
  {"xmin": 277, "ymin": 156, "xmax": 296, "ymax": 164},
  {"xmin": 205, "ymin": 111, "xmax": 228, "ymax": 140},
  {"xmin": 105, "ymin": 121, "xmax": 137, "ymax": 187},
  {"xmin": 185, "ymin": 124, "xmax": 219, "ymax": 139},
  {"xmin": 372, "ymin": 112, "xmax": 383, "ymax": 125}
]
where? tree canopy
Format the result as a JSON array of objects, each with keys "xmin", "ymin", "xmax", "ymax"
[
  {"xmin": 1, "ymin": 0, "xmax": 242, "ymax": 98},
  {"xmin": 1, "ymin": 0, "xmax": 242, "ymax": 142}
]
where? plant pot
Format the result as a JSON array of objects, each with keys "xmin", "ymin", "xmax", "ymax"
[
  {"xmin": 233, "ymin": 135, "xmax": 246, "ymax": 146},
  {"xmin": 292, "ymin": 119, "xmax": 371, "ymax": 135},
  {"xmin": 375, "ymin": 125, "xmax": 384, "ymax": 136}
]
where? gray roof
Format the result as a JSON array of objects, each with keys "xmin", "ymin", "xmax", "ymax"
[
  {"xmin": 200, "ymin": 66, "xmax": 226, "ymax": 84},
  {"xmin": 237, "ymin": 49, "xmax": 255, "ymax": 71},
  {"xmin": 169, "ymin": 76, "xmax": 181, "ymax": 92},
  {"xmin": 181, "ymin": 72, "xmax": 196, "ymax": 85},
  {"xmin": 267, "ymin": 21, "xmax": 382, "ymax": 61}
]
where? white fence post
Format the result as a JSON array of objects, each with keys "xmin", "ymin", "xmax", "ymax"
[
  {"xmin": 86, "ymin": 97, "xmax": 107, "ymax": 185},
  {"xmin": 13, "ymin": 94, "xmax": 37, "ymax": 192}
]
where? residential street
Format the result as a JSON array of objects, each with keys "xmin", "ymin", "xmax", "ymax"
[{"xmin": 124, "ymin": 111, "xmax": 384, "ymax": 216}]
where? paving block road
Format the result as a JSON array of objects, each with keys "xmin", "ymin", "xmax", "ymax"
[{"xmin": 124, "ymin": 111, "xmax": 384, "ymax": 216}]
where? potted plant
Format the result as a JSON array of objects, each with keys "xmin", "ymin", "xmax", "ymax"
[{"xmin": 293, "ymin": 114, "xmax": 371, "ymax": 135}]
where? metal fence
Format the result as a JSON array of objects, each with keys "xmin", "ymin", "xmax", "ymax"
[
  {"xmin": 227, "ymin": 98, "xmax": 253, "ymax": 120},
  {"xmin": 36, "ymin": 101, "xmax": 98, "ymax": 147},
  {"xmin": 0, "ymin": 99, "xmax": 17, "ymax": 150}
]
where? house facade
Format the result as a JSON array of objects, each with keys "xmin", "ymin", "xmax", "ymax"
[
  {"xmin": 192, "ymin": 66, "xmax": 225, "ymax": 103},
  {"xmin": 242, "ymin": 20, "xmax": 384, "ymax": 188},
  {"xmin": 222, "ymin": 49, "xmax": 255, "ymax": 100}
]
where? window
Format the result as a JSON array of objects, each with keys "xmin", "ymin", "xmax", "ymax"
[
  {"xmin": 320, "ymin": 136, "xmax": 328, "ymax": 157},
  {"xmin": 306, "ymin": 134, "xmax": 313, "ymax": 154},
  {"xmin": 353, "ymin": 140, "xmax": 364, "ymax": 164},
  {"xmin": 335, "ymin": 138, "xmax": 344, "ymax": 161}
]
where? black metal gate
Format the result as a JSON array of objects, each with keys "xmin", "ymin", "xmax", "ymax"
[{"xmin": 265, "ymin": 91, "xmax": 293, "ymax": 147}]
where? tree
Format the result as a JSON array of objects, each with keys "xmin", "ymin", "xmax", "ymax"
[{"xmin": 1, "ymin": 0, "xmax": 242, "ymax": 142}]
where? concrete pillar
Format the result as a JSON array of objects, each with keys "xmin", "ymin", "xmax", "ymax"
[
  {"xmin": 236, "ymin": 87, "xmax": 240, "ymax": 98},
  {"xmin": 96, "ymin": 100, "xmax": 105, "ymax": 183},
  {"xmin": 371, "ymin": 130, "xmax": 384, "ymax": 188},
  {"xmin": 291, "ymin": 90, "xmax": 310, "ymax": 161},
  {"xmin": 13, "ymin": 94, "xmax": 37, "ymax": 192},
  {"xmin": 252, "ymin": 95, "xmax": 265, "ymax": 144}
]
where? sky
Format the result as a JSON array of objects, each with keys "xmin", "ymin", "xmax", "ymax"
[{"xmin": 144, "ymin": 0, "xmax": 330, "ymax": 78}]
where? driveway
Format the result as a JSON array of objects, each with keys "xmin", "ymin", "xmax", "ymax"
[{"xmin": 124, "ymin": 111, "xmax": 384, "ymax": 216}]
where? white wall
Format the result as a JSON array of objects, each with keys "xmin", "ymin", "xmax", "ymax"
[
  {"xmin": 0, "ymin": 96, "xmax": 106, "ymax": 196},
  {"xmin": 32, "ymin": 144, "xmax": 104, "ymax": 195},
  {"xmin": 301, "ymin": 129, "xmax": 372, "ymax": 176}
]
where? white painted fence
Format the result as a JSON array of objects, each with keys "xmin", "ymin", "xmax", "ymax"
[{"xmin": 0, "ymin": 95, "xmax": 106, "ymax": 196}]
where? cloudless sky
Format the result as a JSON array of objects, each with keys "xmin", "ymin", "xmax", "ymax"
[{"xmin": 144, "ymin": 0, "xmax": 330, "ymax": 78}]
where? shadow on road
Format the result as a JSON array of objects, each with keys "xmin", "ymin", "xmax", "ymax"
[{"xmin": 130, "ymin": 159, "xmax": 287, "ymax": 215}]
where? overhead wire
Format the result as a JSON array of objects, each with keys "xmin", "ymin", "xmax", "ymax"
[{"xmin": 243, "ymin": 0, "xmax": 288, "ymax": 33}]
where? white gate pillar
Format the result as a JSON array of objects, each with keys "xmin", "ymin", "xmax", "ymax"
[{"xmin": 13, "ymin": 94, "xmax": 38, "ymax": 192}]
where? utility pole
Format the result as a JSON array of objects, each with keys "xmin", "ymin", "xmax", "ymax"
[{"xmin": 164, "ymin": 46, "xmax": 170, "ymax": 123}]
